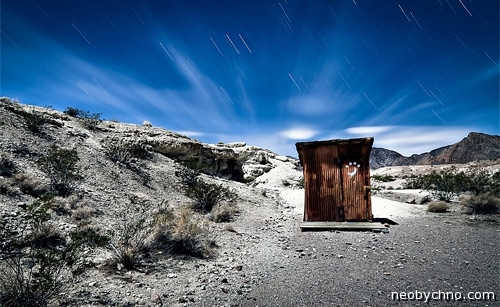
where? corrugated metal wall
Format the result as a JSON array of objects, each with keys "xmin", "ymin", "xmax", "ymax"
[{"xmin": 296, "ymin": 138, "xmax": 374, "ymax": 222}]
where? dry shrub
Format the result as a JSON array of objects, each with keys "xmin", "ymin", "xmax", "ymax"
[
  {"xmin": 427, "ymin": 201, "xmax": 450, "ymax": 213},
  {"xmin": 14, "ymin": 173, "xmax": 48, "ymax": 198},
  {"xmin": 63, "ymin": 107, "xmax": 102, "ymax": 130},
  {"xmin": 154, "ymin": 206, "xmax": 214, "ymax": 258},
  {"xmin": 58, "ymin": 194, "xmax": 82, "ymax": 210},
  {"xmin": 30, "ymin": 222, "xmax": 66, "ymax": 249},
  {"xmin": 188, "ymin": 181, "xmax": 237, "ymax": 212},
  {"xmin": 37, "ymin": 146, "xmax": 82, "ymax": 197},
  {"xmin": 106, "ymin": 209, "xmax": 150, "ymax": 270},
  {"xmin": 101, "ymin": 139, "xmax": 152, "ymax": 165},
  {"xmin": 64, "ymin": 196, "xmax": 98, "ymax": 220},
  {"xmin": 211, "ymin": 203, "xmax": 236, "ymax": 223},
  {"xmin": 71, "ymin": 206, "xmax": 96, "ymax": 221},
  {"xmin": 152, "ymin": 202, "xmax": 175, "ymax": 226},
  {"xmin": 460, "ymin": 194, "xmax": 500, "ymax": 215},
  {"xmin": 175, "ymin": 166, "xmax": 237, "ymax": 212},
  {"xmin": 0, "ymin": 256, "xmax": 67, "ymax": 307},
  {"xmin": 0, "ymin": 197, "xmax": 85, "ymax": 307}
]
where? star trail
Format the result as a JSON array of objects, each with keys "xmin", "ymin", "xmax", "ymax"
[{"xmin": 1, "ymin": 0, "xmax": 498, "ymax": 156}]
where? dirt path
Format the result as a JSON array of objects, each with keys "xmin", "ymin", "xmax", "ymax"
[
  {"xmin": 182, "ymin": 187, "xmax": 499, "ymax": 307},
  {"xmin": 240, "ymin": 215, "xmax": 499, "ymax": 306}
]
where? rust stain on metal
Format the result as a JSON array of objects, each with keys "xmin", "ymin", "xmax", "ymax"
[{"xmin": 296, "ymin": 137, "xmax": 374, "ymax": 222}]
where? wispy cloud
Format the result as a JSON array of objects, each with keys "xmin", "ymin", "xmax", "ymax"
[
  {"xmin": 9, "ymin": 37, "xmax": 242, "ymax": 134},
  {"xmin": 345, "ymin": 126, "xmax": 392, "ymax": 135},
  {"xmin": 279, "ymin": 126, "xmax": 318, "ymax": 140}
]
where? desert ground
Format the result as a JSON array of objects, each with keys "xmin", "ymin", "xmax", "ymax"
[
  {"xmin": 0, "ymin": 101, "xmax": 498, "ymax": 307},
  {"xmin": 55, "ymin": 163, "xmax": 499, "ymax": 307}
]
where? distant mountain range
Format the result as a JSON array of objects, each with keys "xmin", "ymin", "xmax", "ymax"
[{"xmin": 370, "ymin": 132, "xmax": 500, "ymax": 169}]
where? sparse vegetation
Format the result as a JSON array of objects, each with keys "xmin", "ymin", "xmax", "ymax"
[
  {"xmin": 105, "ymin": 196, "xmax": 152, "ymax": 270},
  {"xmin": 25, "ymin": 111, "xmax": 51, "ymax": 133},
  {"xmin": 4, "ymin": 105, "xmax": 62, "ymax": 134},
  {"xmin": 71, "ymin": 205, "xmax": 96, "ymax": 221},
  {"xmin": 37, "ymin": 146, "xmax": 82, "ymax": 197},
  {"xmin": 0, "ymin": 183, "xmax": 14, "ymax": 196},
  {"xmin": 372, "ymin": 174, "xmax": 396, "ymax": 182},
  {"xmin": 63, "ymin": 107, "xmax": 82, "ymax": 117},
  {"xmin": 404, "ymin": 168, "xmax": 482, "ymax": 202},
  {"xmin": 102, "ymin": 139, "xmax": 133, "ymax": 165},
  {"xmin": 460, "ymin": 194, "xmax": 500, "ymax": 215},
  {"xmin": 102, "ymin": 139, "xmax": 152, "ymax": 165},
  {"xmin": 211, "ymin": 203, "xmax": 237, "ymax": 223},
  {"xmin": 466, "ymin": 167, "xmax": 499, "ymax": 196},
  {"xmin": 176, "ymin": 166, "xmax": 238, "ymax": 213},
  {"xmin": 1, "ymin": 98, "xmax": 499, "ymax": 305},
  {"xmin": 0, "ymin": 196, "xmax": 88, "ymax": 307},
  {"xmin": 64, "ymin": 107, "xmax": 102, "ymax": 130},
  {"xmin": 153, "ymin": 206, "xmax": 214, "ymax": 258},
  {"xmin": 101, "ymin": 139, "xmax": 153, "ymax": 186},
  {"xmin": 188, "ymin": 180, "xmax": 237, "ymax": 212},
  {"xmin": 427, "ymin": 201, "xmax": 450, "ymax": 213},
  {"xmin": 403, "ymin": 167, "xmax": 500, "ymax": 214},
  {"xmin": 12, "ymin": 143, "xmax": 35, "ymax": 157},
  {"xmin": 175, "ymin": 166, "xmax": 200, "ymax": 189},
  {"xmin": 14, "ymin": 173, "xmax": 48, "ymax": 198},
  {"xmin": 69, "ymin": 222, "xmax": 110, "ymax": 249}
]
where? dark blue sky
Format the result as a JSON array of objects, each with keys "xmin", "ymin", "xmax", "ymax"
[{"xmin": 1, "ymin": 0, "xmax": 498, "ymax": 156}]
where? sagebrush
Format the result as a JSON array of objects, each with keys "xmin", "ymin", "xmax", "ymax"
[
  {"xmin": 403, "ymin": 167, "xmax": 500, "ymax": 202},
  {"xmin": 427, "ymin": 201, "xmax": 450, "ymax": 213},
  {"xmin": 176, "ymin": 166, "xmax": 237, "ymax": 212},
  {"xmin": 460, "ymin": 194, "xmax": 500, "ymax": 215},
  {"xmin": 0, "ymin": 196, "xmax": 90, "ymax": 307},
  {"xmin": 153, "ymin": 206, "xmax": 214, "ymax": 258},
  {"xmin": 211, "ymin": 203, "xmax": 237, "ymax": 223},
  {"xmin": 14, "ymin": 173, "xmax": 48, "ymax": 198},
  {"xmin": 105, "ymin": 196, "xmax": 153, "ymax": 270},
  {"xmin": 7, "ymin": 107, "xmax": 61, "ymax": 134},
  {"xmin": 63, "ymin": 107, "xmax": 102, "ymax": 130},
  {"xmin": 37, "ymin": 146, "xmax": 82, "ymax": 197}
]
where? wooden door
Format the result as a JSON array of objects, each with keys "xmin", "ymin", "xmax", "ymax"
[
  {"xmin": 318, "ymin": 157, "xmax": 341, "ymax": 221},
  {"xmin": 340, "ymin": 158, "xmax": 370, "ymax": 221},
  {"xmin": 302, "ymin": 146, "xmax": 342, "ymax": 222}
]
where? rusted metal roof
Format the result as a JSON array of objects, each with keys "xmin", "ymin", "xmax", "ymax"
[{"xmin": 296, "ymin": 137, "xmax": 374, "ymax": 222}]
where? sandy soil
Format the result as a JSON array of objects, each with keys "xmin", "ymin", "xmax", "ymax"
[
  {"xmin": 279, "ymin": 189, "xmax": 428, "ymax": 219},
  {"xmin": 50, "ymin": 169, "xmax": 500, "ymax": 307},
  {"xmin": 1, "ymin": 102, "xmax": 498, "ymax": 306}
]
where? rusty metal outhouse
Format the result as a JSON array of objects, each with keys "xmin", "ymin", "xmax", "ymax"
[{"xmin": 296, "ymin": 137, "xmax": 374, "ymax": 223}]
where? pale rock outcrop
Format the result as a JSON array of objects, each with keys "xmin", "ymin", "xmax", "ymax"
[{"xmin": 103, "ymin": 123, "xmax": 279, "ymax": 182}]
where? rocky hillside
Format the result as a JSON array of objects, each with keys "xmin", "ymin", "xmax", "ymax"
[
  {"xmin": 370, "ymin": 132, "xmax": 500, "ymax": 169},
  {"xmin": 369, "ymin": 148, "xmax": 404, "ymax": 170},
  {"xmin": 0, "ymin": 98, "xmax": 305, "ymax": 306},
  {"xmin": 0, "ymin": 98, "xmax": 296, "ymax": 183}
]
